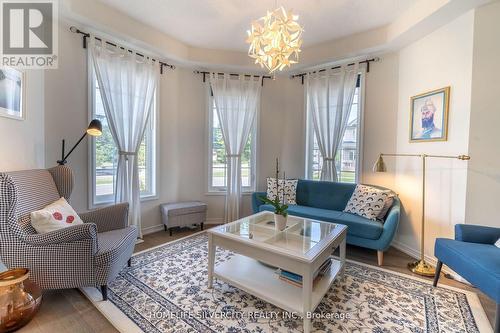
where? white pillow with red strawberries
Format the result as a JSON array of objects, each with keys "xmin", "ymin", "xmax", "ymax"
[{"xmin": 30, "ymin": 197, "xmax": 84, "ymax": 234}]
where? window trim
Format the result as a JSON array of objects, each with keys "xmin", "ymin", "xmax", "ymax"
[
  {"xmin": 87, "ymin": 61, "xmax": 159, "ymax": 209},
  {"xmin": 305, "ymin": 74, "xmax": 364, "ymax": 183},
  {"xmin": 206, "ymin": 86, "xmax": 258, "ymax": 194},
  {"xmin": 138, "ymin": 103, "xmax": 159, "ymax": 200},
  {"xmin": 355, "ymin": 73, "xmax": 365, "ymax": 183}
]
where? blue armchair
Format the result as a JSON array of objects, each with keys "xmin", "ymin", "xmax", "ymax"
[{"xmin": 434, "ymin": 224, "xmax": 500, "ymax": 332}]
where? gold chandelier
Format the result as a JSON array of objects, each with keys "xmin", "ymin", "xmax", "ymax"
[{"xmin": 246, "ymin": 6, "xmax": 303, "ymax": 73}]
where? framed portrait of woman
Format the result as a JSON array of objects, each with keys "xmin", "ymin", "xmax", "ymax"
[{"xmin": 0, "ymin": 67, "xmax": 25, "ymax": 121}]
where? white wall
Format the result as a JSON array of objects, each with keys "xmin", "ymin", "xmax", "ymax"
[
  {"xmin": 0, "ymin": 70, "xmax": 45, "ymax": 171},
  {"xmin": 361, "ymin": 52, "xmax": 399, "ymax": 189},
  {"xmin": 43, "ymin": 23, "xmax": 307, "ymax": 232},
  {"xmin": 0, "ymin": 61, "xmax": 45, "ymax": 272},
  {"xmin": 43, "ymin": 21, "xmax": 403, "ymax": 235},
  {"xmin": 45, "ymin": 24, "xmax": 88, "ymax": 210},
  {"xmin": 42, "ymin": 6, "xmax": 499, "ymax": 255},
  {"xmin": 390, "ymin": 11, "xmax": 474, "ymax": 260},
  {"xmin": 44, "ymin": 25, "xmax": 199, "ymax": 228},
  {"xmin": 465, "ymin": 2, "xmax": 500, "ymax": 227},
  {"xmin": 258, "ymin": 77, "xmax": 305, "ymax": 188},
  {"xmin": 361, "ymin": 5, "xmax": 500, "ymax": 263}
]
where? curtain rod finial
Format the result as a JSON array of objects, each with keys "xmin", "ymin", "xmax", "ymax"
[{"xmin": 69, "ymin": 26, "xmax": 78, "ymax": 33}]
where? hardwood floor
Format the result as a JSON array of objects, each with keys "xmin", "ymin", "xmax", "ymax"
[{"xmin": 19, "ymin": 225, "xmax": 495, "ymax": 332}]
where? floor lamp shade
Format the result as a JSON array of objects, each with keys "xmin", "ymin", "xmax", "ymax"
[
  {"xmin": 373, "ymin": 155, "xmax": 387, "ymax": 172},
  {"xmin": 57, "ymin": 119, "xmax": 102, "ymax": 165},
  {"xmin": 86, "ymin": 119, "xmax": 102, "ymax": 136}
]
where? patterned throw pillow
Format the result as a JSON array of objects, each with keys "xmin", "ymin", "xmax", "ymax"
[
  {"xmin": 31, "ymin": 197, "xmax": 84, "ymax": 234},
  {"xmin": 376, "ymin": 194, "xmax": 396, "ymax": 220},
  {"xmin": 495, "ymin": 238, "xmax": 500, "ymax": 248},
  {"xmin": 266, "ymin": 178, "xmax": 298, "ymax": 205},
  {"xmin": 344, "ymin": 185, "xmax": 392, "ymax": 221}
]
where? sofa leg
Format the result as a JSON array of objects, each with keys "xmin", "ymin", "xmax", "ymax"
[
  {"xmin": 377, "ymin": 251, "xmax": 384, "ymax": 266},
  {"xmin": 169, "ymin": 228, "xmax": 173, "ymax": 236},
  {"xmin": 164, "ymin": 225, "xmax": 167, "ymax": 232},
  {"xmin": 101, "ymin": 285, "xmax": 108, "ymax": 301},
  {"xmin": 433, "ymin": 261, "xmax": 443, "ymax": 287},
  {"xmin": 495, "ymin": 303, "xmax": 499, "ymax": 333},
  {"xmin": 201, "ymin": 222, "xmax": 204, "ymax": 231},
  {"xmin": 127, "ymin": 258, "xmax": 132, "ymax": 267}
]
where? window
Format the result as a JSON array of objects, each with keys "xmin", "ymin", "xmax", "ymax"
[
  {"xmin": 89, "ymin": 72, "xmax": 157, "ymax": 206},
  {"xmin": 306, "ymin": 78, "xmax": 363, "ymax": 183},
  {"xmin": 208, "ymin": 99, "xmax": 257, "ymax": 193}
]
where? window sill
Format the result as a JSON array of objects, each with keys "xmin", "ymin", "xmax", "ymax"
[
  {"xmin": 90, "ymin": 194, "xmax": 159, "ymax": 209},
  {"xmin": 141, "ymin": 194, "xmax": 159, "ymax": 202},
  {"xmin": 205, "ymin": 191, "xmax": 254, "ymax": 196}
]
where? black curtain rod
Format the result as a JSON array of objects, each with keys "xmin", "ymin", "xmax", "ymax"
[
  {"xmin": 194, "ymin": 70, "xmax": 273, "ymax": 87},
  {"xmin": 69, "ymin": 26, "xmax": 175, "ymax": 74},
  {"xmin": 291, "ymin": 58, "xmax": 379, "ymax": 84}
]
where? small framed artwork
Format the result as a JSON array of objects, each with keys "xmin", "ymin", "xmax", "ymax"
[
  {"xmin": 0, "ymin": 67, "xmax": 24, "ymax": 121},
  {"xmin": 409, "ymin": 86, "xmax": 450, "ymax": 142}
]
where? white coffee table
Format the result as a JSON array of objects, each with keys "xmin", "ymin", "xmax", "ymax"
[{"xmin": 207, "ymin": 211, "xmax": 347, "ymax": 333}]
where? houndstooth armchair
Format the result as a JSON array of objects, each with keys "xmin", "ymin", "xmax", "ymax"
[{"xmin": 0, "ymin": 165, "xmax": 137, "ymax": 301}]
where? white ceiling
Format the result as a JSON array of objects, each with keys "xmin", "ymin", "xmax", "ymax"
[{"xmin": 98, "ymin": 0, "xmax": 417, "ymax": 51}]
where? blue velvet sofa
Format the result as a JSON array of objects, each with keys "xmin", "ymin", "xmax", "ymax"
[
  {"xmin": 252, "ymin": 179, "xmax": 400, "ymax": 265},
  {"xmin": 434, "ymin": 224, "xmax": 500, "ymax": 332}
]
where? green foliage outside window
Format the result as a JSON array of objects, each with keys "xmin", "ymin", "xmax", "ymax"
[
  {"xmin": 95, "ymin": 115, "xmax": 149, "ymax": 192},
  {"xmin": 212, "ymin": 128, "xmax": 252, "ymax": 165},
  {"xmin": 95, "ymin": 115, "xmax": 115, "ymax": 167}
]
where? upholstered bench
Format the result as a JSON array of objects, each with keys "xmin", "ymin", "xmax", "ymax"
[{"xmin": 160, "ymin": 201, "xmax": 207, "ymax": 236}]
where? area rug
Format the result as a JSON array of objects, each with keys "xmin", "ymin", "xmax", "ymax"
[{"xmin": 82, "ymin": 232, "xmax": 492, "ymax": 333}]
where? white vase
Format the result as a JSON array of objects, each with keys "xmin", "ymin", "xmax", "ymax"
[{"xmin": 274, "ymin": 213, "xmax": 287, "ymax": 231}]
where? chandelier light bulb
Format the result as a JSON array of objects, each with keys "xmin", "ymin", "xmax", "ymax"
[{"xmin": 246, "ymin": 6, "xmax": 303, "ymax": 73}]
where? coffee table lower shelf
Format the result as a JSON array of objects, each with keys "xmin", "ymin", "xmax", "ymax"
[{"xmin": 213, "ymin": 254, "xmax": 343, "ymax": 315}]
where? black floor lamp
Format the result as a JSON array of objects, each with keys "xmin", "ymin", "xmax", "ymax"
[{"xmin": 57, "ymin": 119, "xmax": 102, "ymax": 165}]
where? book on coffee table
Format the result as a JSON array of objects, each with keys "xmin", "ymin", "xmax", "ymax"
[{"xmin": 277, "ymin": 258, "xmax": 333, "ymax": 287}]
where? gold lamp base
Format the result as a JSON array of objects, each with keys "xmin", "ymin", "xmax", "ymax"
[{"xmin": 408, "ymin": 260, "xmax": 436, "ymax": 277}]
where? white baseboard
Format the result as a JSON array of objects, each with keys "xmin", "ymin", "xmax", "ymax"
[
  {"xmin": 205, "ymin": 218, "xmax": 224, "ymax": 225},
  {"xmin": 391, "ymin": 240, "xmax": 467, "ymax": 283},
  {"xmin": 141, "ymin": 218, "xmax": 223, "ymax": 236},
  {"xmin": 391, "ymin": 240, "xmax": 427, "ymax": 261},
  {"xmin": 141, "ymin": 224, "xmax": 165, "ymax": 235}
]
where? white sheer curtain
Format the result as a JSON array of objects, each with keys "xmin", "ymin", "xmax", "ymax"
[
  {"xmin": 89, "ymin": 38, "xmax": 158, "ymax": 238},
  {"xmin": 306, "ymin": 64, "xmax": 360, "ymax": 181},
  {"xmin": 209, "ymin": 73, "xmax": 261, "ymax": 223}
]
